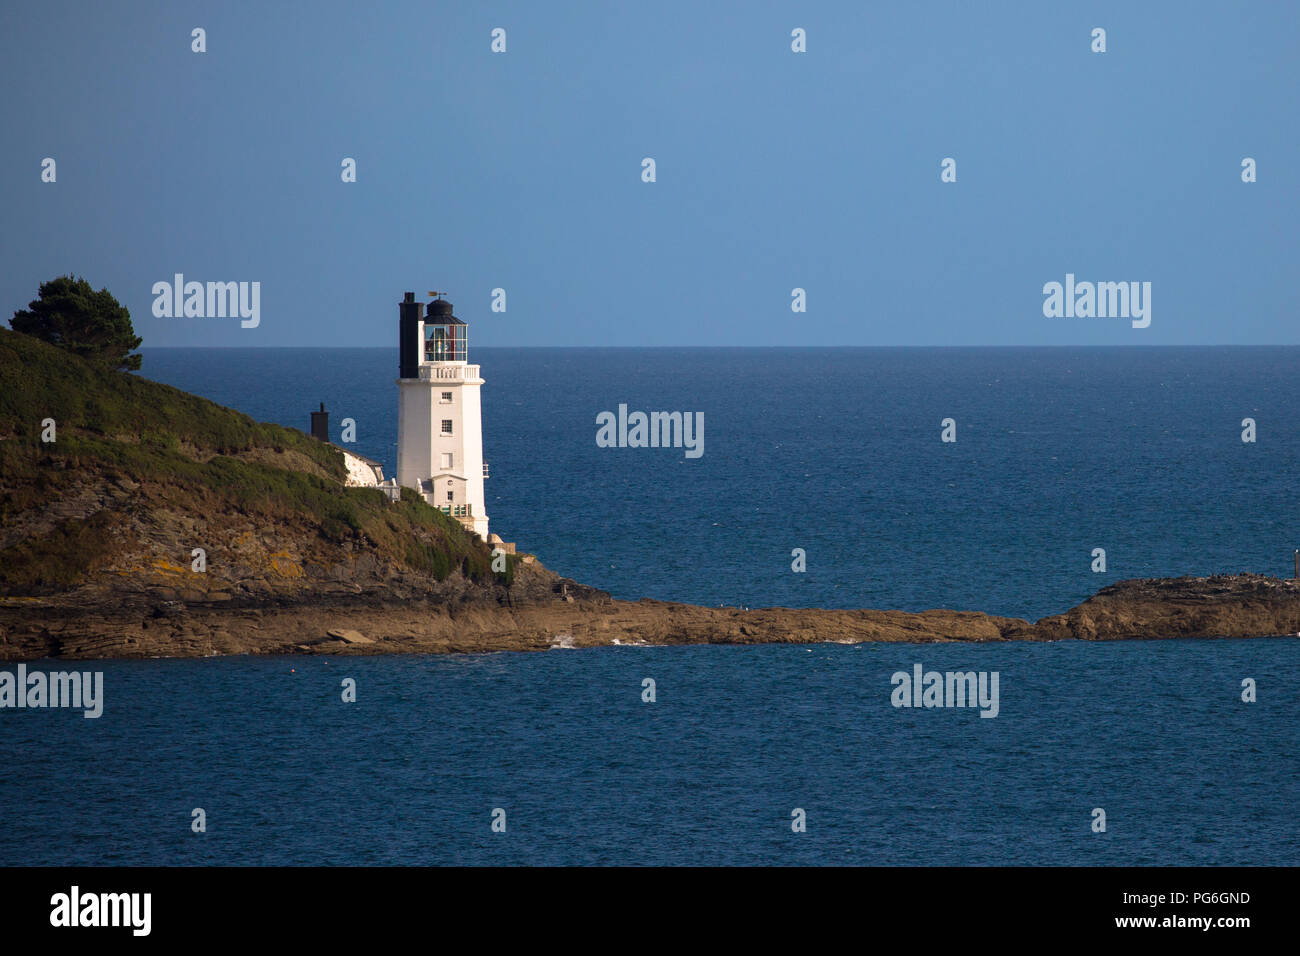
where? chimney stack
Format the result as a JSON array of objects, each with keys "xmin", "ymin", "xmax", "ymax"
[
  {"xmin": 399, "ymin": 291, "xmax": 423, "ymax": 379},
  {"xmin": 310, "ymin": 402, "xmax": 329, "ymax": 441}
]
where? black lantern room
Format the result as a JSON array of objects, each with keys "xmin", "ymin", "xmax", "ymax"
[{"xmin": 424, "ymin": 297, "xmax": 467, "ymax": 363}]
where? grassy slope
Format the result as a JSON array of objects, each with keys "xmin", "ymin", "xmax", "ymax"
[{"xmin": 0, "ymin": 328, "xmax": 498, "ymax": 594}]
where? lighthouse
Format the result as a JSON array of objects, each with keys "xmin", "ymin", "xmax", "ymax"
[{"xmin": 395, "ymin": 291, "xmax": 490, "ymax": 539}]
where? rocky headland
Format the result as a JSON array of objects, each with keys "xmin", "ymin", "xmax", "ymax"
[
  {"xmin": 3, "ymin": 327, "xmax": 1299, "ymax": 662},
  {"xmin": 3, "ymin": 572, "xmax": 1299, "ymax": 662}
]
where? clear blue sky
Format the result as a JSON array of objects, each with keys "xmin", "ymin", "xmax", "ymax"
[{"xmin": 2, "ymin": 0, "xmax": 1297, "ymax": 347}]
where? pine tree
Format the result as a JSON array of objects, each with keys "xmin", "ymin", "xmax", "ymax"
[{"xmin": 10, "ymin": 275, "xmax": 142, "ymax": 371}]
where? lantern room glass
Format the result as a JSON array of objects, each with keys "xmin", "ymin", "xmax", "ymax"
[{"xmin": 425, "ymin": 324, "xmax": 466, "ymax": 362}]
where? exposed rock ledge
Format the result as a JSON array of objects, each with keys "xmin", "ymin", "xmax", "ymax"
[{"xmin": 2, "ymin": 573, "xmax": 1298, "ymax": 662}]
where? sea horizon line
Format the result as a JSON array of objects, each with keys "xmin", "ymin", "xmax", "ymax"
[{"xmin": 134, "ymin": 343, "xmax": 1300, "ymax": 351}]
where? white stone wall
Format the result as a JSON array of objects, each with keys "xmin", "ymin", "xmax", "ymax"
[
  {"xmin": 341, "ymin": 450, "xmax": 382, "ymax": 487},
  {"xmin": 396, "ymin": 379, "xmax": 433, "ymax": 487}
]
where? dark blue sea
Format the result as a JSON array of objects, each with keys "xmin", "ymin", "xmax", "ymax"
[{"xmin": 3, "ymin": 347, "xmax": 1298, "ymax": 865}]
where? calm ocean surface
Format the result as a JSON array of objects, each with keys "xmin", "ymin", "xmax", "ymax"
[
  {"xmin": 2, "ymin": 347, "xmax": 1297, "ymax": 865},
  {"xmin": 2, "ymin": 642, "xmax": 1297, "ymax": 865}
]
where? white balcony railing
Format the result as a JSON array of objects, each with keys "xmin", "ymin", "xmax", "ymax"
[{"xmin": 417, "ymin": 364, "xmax": 480, "ymax": 382}]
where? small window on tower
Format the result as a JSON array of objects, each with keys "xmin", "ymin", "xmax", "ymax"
[
  {"xmin": 440, "ymin": 391, "xmax": 453, "ymax": 403},
  {"xmin": 441, "ymin": 453, "xmax": 453, "ymax": 469},
  {"xmin": 446, "ymin": 489, "xmax": 454, "ymax": 502},
  {"xmin": 441, "ymin": 420, "xmax": 453, "ymax": 435}
]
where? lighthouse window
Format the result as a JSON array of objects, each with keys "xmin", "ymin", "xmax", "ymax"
[
  {"xmin": 446, "ymin": 489, "xmax": 454, "ymax": 502},
  {"xmin": 441, "ymin": 453, "xmax": 453, "ymax": 469},
  {"xmin": 441, "ymin": 420, "xmax": 453, "ymax": 435},
  {"xmin": 440, "ymin": 391, "xmax": 453, "ymax": 403}
]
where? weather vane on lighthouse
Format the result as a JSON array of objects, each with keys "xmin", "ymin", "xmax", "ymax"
[{"xmin": 428, "ymin": 290, "xmax": 448, "ymax": 300}]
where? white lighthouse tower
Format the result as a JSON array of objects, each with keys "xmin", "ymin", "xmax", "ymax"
[{"xmin": 395, "ymin": 291, "xmax": 490, "ymax": 539}]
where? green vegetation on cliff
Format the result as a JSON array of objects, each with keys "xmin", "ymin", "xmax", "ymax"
[{"xmin": 0, "ymin": 327, "xmax": 495, "ymax": 595}]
